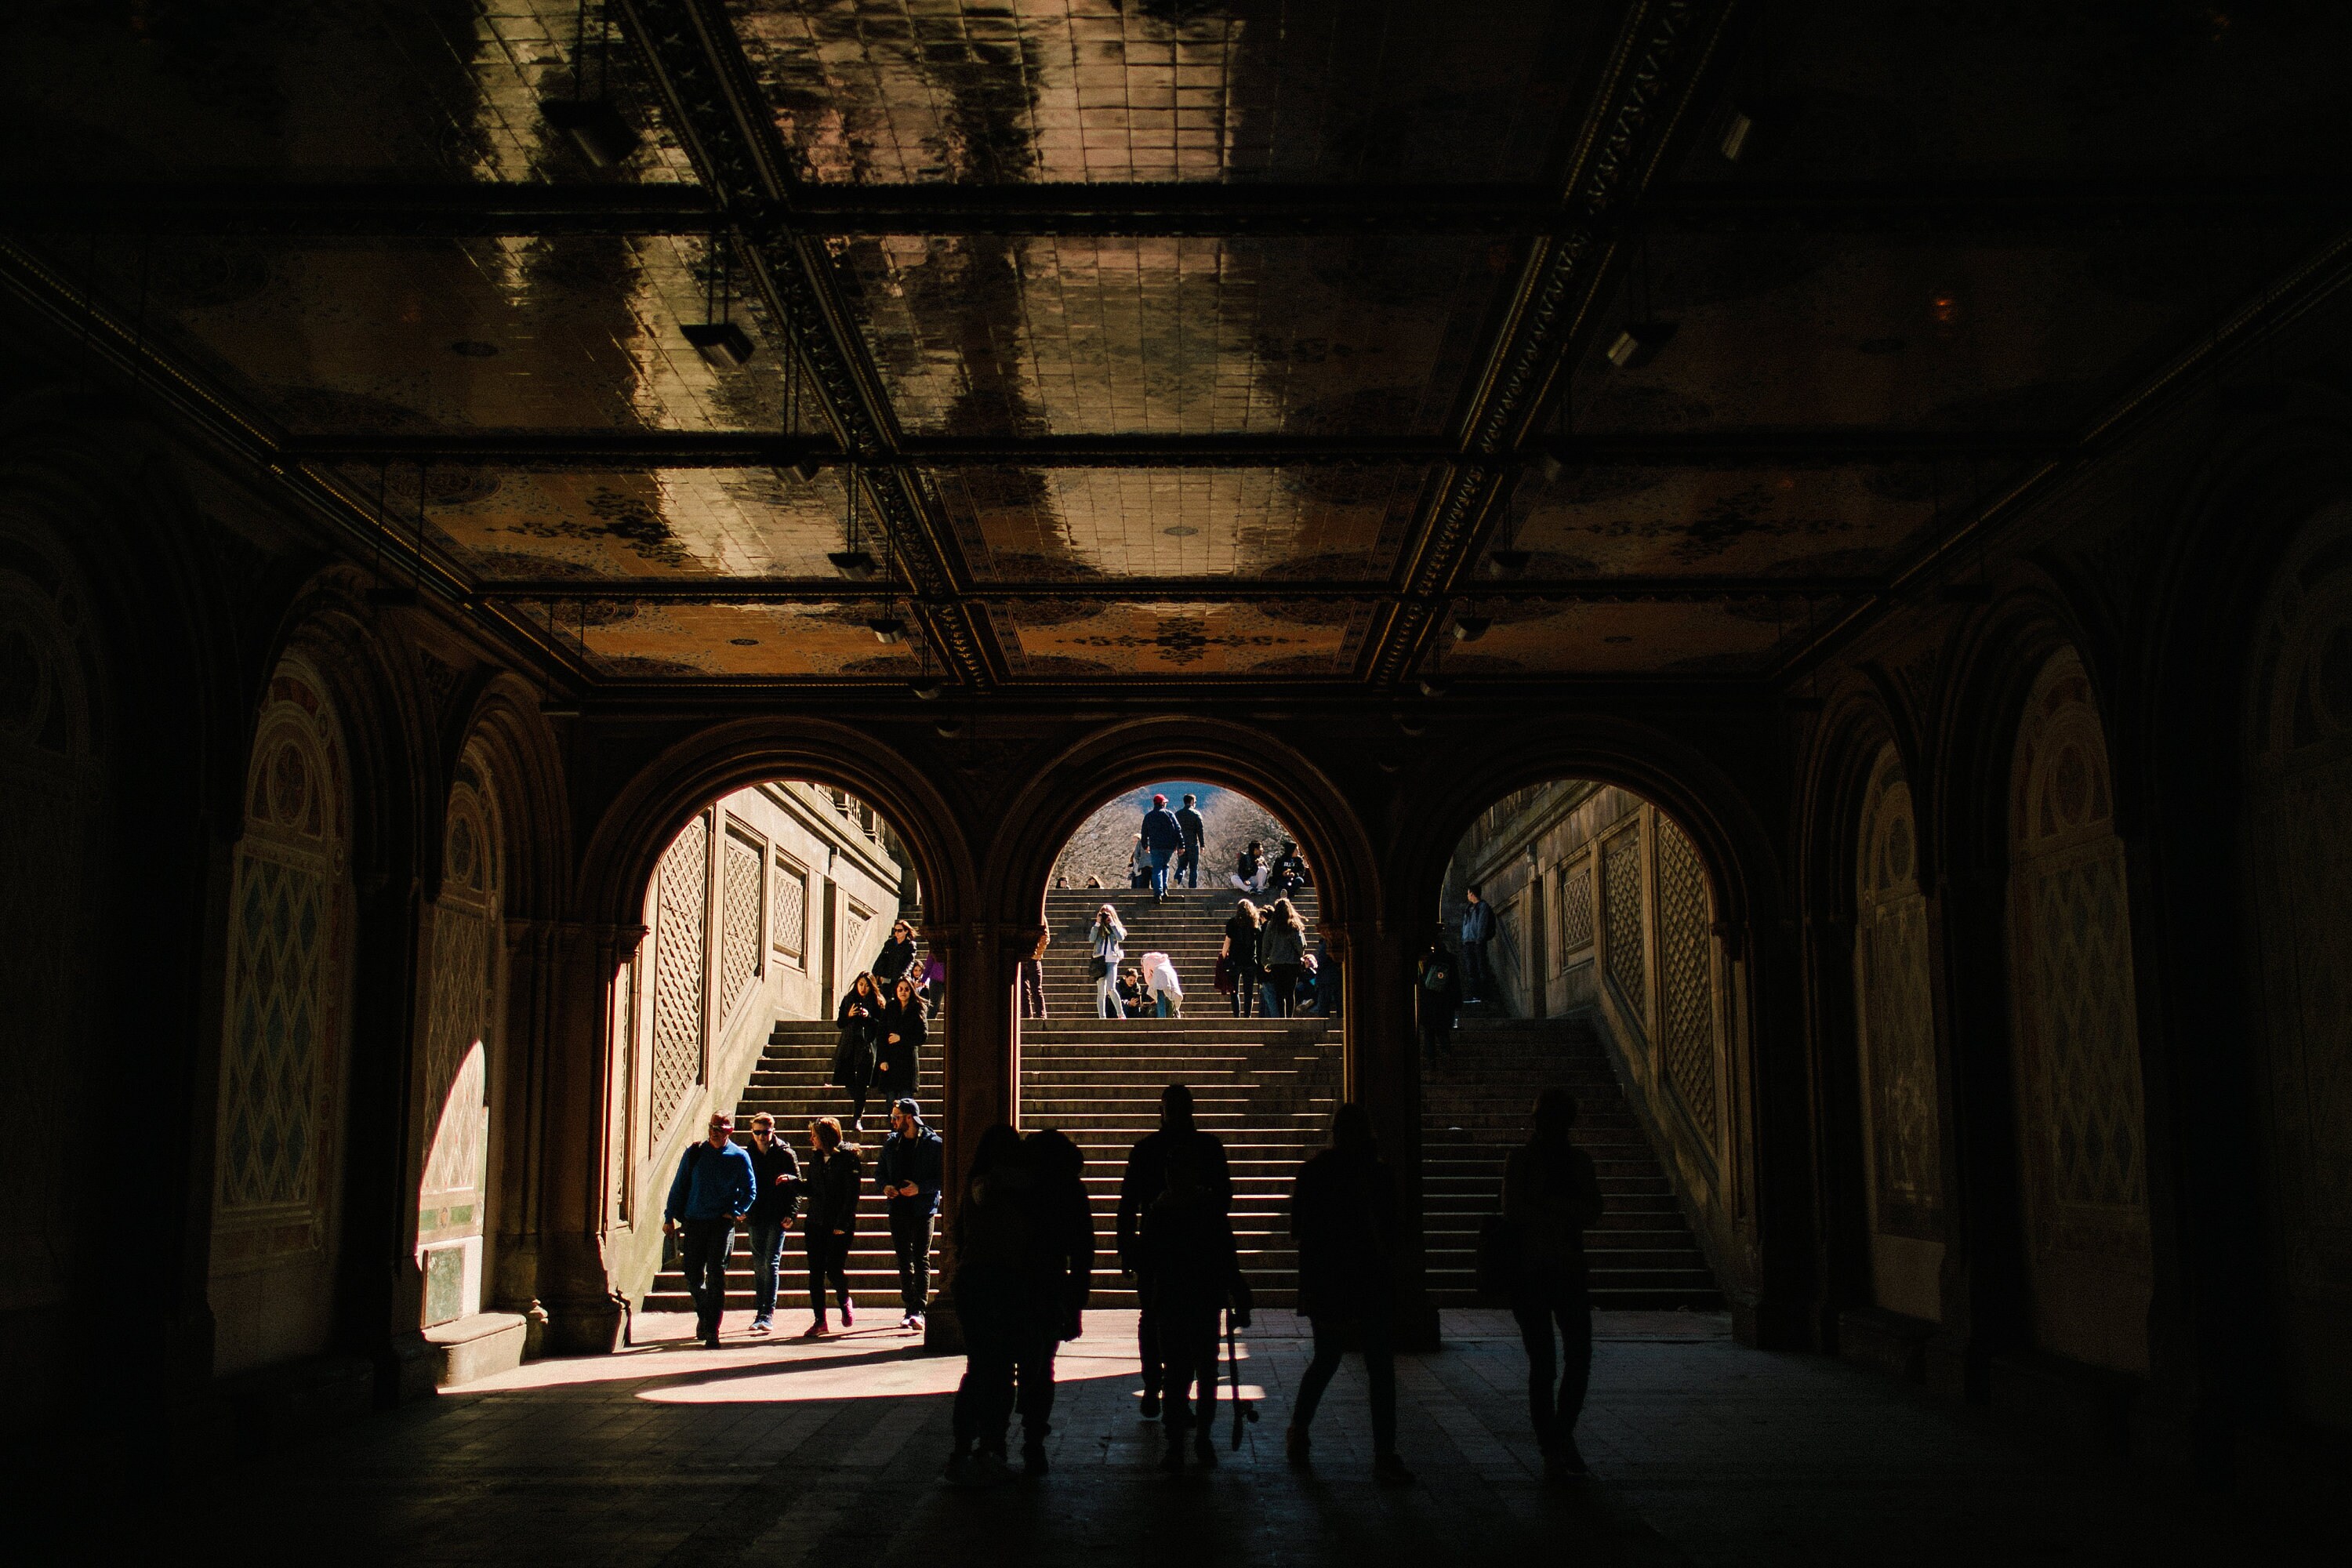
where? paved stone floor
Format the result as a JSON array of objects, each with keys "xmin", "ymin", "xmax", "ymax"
[{"xmin": 175, "ymin": 1311, "xmax": 2316, "ymax": 1566}]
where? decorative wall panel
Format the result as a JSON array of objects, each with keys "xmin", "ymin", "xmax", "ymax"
[
  {"xmin": 2007, "ymin": 648, "xmax": 2151, "ymax": 1371},
  {"xmin": 2245, "ymin": 506, "xmax": 2352, "ymax": 1425},
  {"xmin": 771, "ymin": 853, "xmax": 808, "ymax": 960},
  {"xmin": 1556, "ymin": 852, "xmax": 1595, "ymax": 956},
  {"xmin": 720, "ymin": 826, "xmax": 764, "ymax": 1020},
  {"xmin": 1655, "ymin": 816, "xmax": 1717, "ymax": 1136},
  {"xmin": 213, "ymin": 662, "xmax": 350, "ymax": 1272},
  {"xmin": 1602, "ymin": 825, "xmax": 1646, "ymax": 1025},
  {"xmin": 417, "ymin": 767, "xmax": 500, "ymax": 1327},
  {"xmin": 1853, "ymin": 746, "xmax": 1944, "ymax": 1240},
  {"xmin": 650, "ymin": 813, "xmax": 709, "ymax": 1145}
]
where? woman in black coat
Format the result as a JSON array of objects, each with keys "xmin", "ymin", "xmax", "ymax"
[
  {"xmin": 832, "ymin": 972, "xmax": 883, "ymax": 1131},
  {"xmin": 1285, "ymin": 1103, "xmax": 1412, "ymax": 1485},
  {"xmin": 875, "ymin": 975, "xmax": 927, "ymax": 1104},
  {"xmin": 1221, "ymin": 898, "xmax": 1262, "ymax": 1018},
  {"xmin": 873, "ymin": 920, "xmax": 920, "ymax": 991},
  {"xmin": 799, "ymin": 1116, "xmax": 865, "ymax": 1336}
]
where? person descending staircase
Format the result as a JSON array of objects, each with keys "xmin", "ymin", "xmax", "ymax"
[
  {"xmin": 1025, "ymin": 886, "xmax": 1341, "ymax": 1308},
  {"xmin": 1421, "ymin": 1014, "xmax": 1722, "ymax": 1308}
]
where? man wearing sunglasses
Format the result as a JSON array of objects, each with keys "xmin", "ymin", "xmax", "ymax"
[{"xmin": 664, "ymin": 1112, "xmax": 757, "ymax": 1348}]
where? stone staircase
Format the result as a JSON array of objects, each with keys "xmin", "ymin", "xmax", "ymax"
[
  {"xmin": 1421, "ymin": 1015, "xmax": 1722, "ymax": 1309},
  {"xmin": 1025, "ymin": 886, "xmax": 1341, "ymax": 1308}
]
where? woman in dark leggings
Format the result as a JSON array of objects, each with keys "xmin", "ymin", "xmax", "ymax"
[
  {"xmin": 1221, "ymin": 899, "xmax": 1262, "ymax": 1018},
  {"xmin": 799, "ymin": 1117, "xmax": 863, "ymax": 1337},
  {"xmin": 1283, "ymin": 1104, "xmax": 1413, "ymax": 1486}
]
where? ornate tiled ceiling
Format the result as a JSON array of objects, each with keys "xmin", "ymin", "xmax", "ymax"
[{"xmin": 5, "ymin": 1, "xmax": 2343, "ymax": 689}]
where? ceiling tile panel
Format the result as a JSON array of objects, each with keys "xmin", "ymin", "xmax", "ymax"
[
  {"xmin": 1497, "ymin": 465, "xmax": 1958, "ymax": 580},
  {"xmin": 1446, "ymin": 602, "xmax": 1788, "ymax": 677},
  {"xmin": 525, "ymin": 599, "xmax": 921, "ymax": 679},
  {"xmin": 1572, "ymin": 233, "xmax": 2308, "ymax": 434},
  {"xmin": 75, "ymin": 234, "xmax": 789, "ymax": 434},
  {"xmin": 328, "ymin": 464, "xmax": 853, "ymax": 583},
  {"xmin": 730, "ymin": 0, "xmax": 1588, "ymax": 184},
  {"xmin": 837, "ymin": 234, "xmax": 1507, "ymax": 436},
  {"xmin": 935, "ymin": 464, "xmax": 1423, "ymax": 582},
  {"xmin": 992, "ymin": 598, "xmax": 1370, "ymax": 677},
  {"xmin": 0, "ymin": 0, "xmax": 691, "ymax": 182}
]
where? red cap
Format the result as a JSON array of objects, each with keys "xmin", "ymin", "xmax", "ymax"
[{"xmin": 1152, "ymin": 793, "xmax": 1167, "ymax": 806}]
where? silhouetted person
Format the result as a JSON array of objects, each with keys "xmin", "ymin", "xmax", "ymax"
[
  {"xmin": 1140, "ymin": 793, "xmax": 1184, "ymax": 900},
  {"xmin": 1415, "ymin": 928, "xmax": 1462, "ymax": 1065},
  {"xmin": 1018, "ymin": 927, "xmax": 1050, "ymax": 1020},
  {"xmin": 1287, "ymin": 1103, "xmax": 1413, "ymax": 1485},
  {"xmin": 877, "ymin": 1097, "xmax": 944, "ymax": 1332},
  {"xmin": 1118, "ymin": 1084, "xmax": 1233, "ymax": 1415},
  {"xmin": 664, "ymin": 1112, "xmax": 755, "ymax": 1348},
  {"xmin": 1506, "ymin": 1087, "xmax": 1605, "ymax": 1480},
  {"xmin": 1460, "ymin": 884, "xmax": 1495, "ymax": 1002},
  {"xmin": 1174, "ymin": 791, "xmax": 1207, "ymax": 888},
  {"xmin": 799, "ymin": 1116, "xmax": 862, "ymax": 1337},
  {"xmin": 1014, "ymin": 1127, "xmax": 1097, "ymax": 1475},
  {"xmin": 1138, "ymin": 1149, "xmax": 1252, "ymax": 1472},
  {"xmin": 743, "ymin": 1112, "xmax": 803, "ymax": 1336},
  {"xmin": 947, "ymin": 1123, "xmax": 1033, "ymax": 1486}
]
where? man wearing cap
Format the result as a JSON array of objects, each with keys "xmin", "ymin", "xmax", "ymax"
[
  {"xmin": 665, "ymin": 1111, "xmax": 757, "ymax": 1348},
  {"xmin": 877, "ymin": 1097, "xmax": 946, "ymax": 1332},
  {"xmin": 1139, "ymin": 793, "xmax": 1185, "ymax": 902}
]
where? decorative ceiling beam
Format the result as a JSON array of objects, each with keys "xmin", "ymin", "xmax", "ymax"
[
  {"xmin": 15, "ymin": 178, "xmax": 2343, "ymax": 238},
  {"xmin": 286, "ymin": 428, "xmax": 2068, "ymax": 469},
  {"xmin": 476, "ymin": 575, "xmax": 1882, "ymax": 604},
  {"xmin": 1367, "ymin": 0, "xmax": 1738, "ymax": 687},
  {"xmin": 618, "ymin": 0, "xmax": 1000, "ymax": 686}
]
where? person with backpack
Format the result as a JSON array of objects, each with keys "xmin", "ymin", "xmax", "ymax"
[
  {"xmin": 1138, "ymin": 1148, "xmax": 1251, "ymax": 1472},
  {"xmin": 662, "ymin": 1112, "xmax": 757, "ymax": 1348},
  {"xmin": 1285, "ymin": 1103, "xmax": 1413, "ymax": 1486},
  {"xmin": 1415, "ymin": 929, "xmax": 1464, "ymax": 1065},
  {"xmin": 1504, "ymin": 1087, "xmax": 1606, "ymax": 1481}
]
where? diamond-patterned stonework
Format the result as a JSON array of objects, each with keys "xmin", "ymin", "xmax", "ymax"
[
  {"xmin": 771, "ymin": 855, "xmax": 808, "ymax": 960},
  {"xmin": 721, "ymin": 829, "xmax": 764, "ymax": 1020},
  {"xmin": 1602, "ymin": 826, "xmax": 1645, "ymax": 1025},
  {"xmin": 221, "ymin": 852, "xmax": 331, "ymax": 1210},
  {"xmin": 1855, "ymin": 746, "xmax": 1943, "ymax": 1240},
  {"xmin": 1556, "ymin": 854, "xmax": 1595, "ymax": 956},
  {"xmin": 1656, "ymin": 817, "xmax": 1716, "ymax": 1136},
  {"xmin": 652, "ymin": 815, "xmax": 709, "ymax": 1145}
]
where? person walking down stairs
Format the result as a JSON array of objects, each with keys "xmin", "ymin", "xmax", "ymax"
[
  {"xmin": 799, "ymin": 1116, "xmax": 862, "ymax": 1338},
  {"xmin": 1415, "ymin": 930, "xmax": 1463, "ymax": 1066},
  {"xmin": 875, "ymin": 977, "xmax": 927, "ymax": 1105},
  {"xmin": 1503, "ymin": 1087, "xmax": 1605, "ymax": 1482},
  {"xmin": 1090, "ymin": 904, "xmax": 1127, "ymax": 1018},
  {"xmin": 831, "ymin": 972, "xmax": 882, "ymax": 1132},
  {"xmin": 745, "ymin": 1112, "xmax": 803, "ymax": 1336}
]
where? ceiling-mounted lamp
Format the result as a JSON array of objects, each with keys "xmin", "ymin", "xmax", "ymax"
[
  {"xmin": 1486, "ymin": 549, "xmax": 1530, "ymax": 579},
  {"xmin": 1605, "ymin": 319, "xmax": 1677, "ymax": 369},
  {"xmin": 792, "ymin": 457, "xmax": 822, "ymax": 483},
  {"xmin": 909, "ymin": 677, "xmax": 945, "ymax": 700},
  {"xmin": 1719, "ymin": 107, "xmax": 1758, "ymax": 162},
  {"xmin": 1452, "ymin": 613, "xmax": 1492, "ymax": 644},
  {"xmin": 1535, "ymin": 450, "xmax": 1567, "ymax": 486},
  {"xmin": 540, "ymin": 3, "xmax": 640, "ymax": 167},
  {"xmin": 828, "ymin": 548, "xmax": 879, "ymax": 580},
  {"xmin": 866, "ymin": 615, "xmax": 907, "ymax": 645},
  {"xmin": 1417, "ymin": 676, "xmax": 1450, "ymax": 699},
  {"xmin": 682, "ymin": 319, "xmax": 755, "ymax": 370},
  {"xmin": 934, "ymin": 715, "xmax": 967, "ymax": 739}
]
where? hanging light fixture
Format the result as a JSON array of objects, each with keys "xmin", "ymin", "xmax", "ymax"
[
  {"xmin": 541, "ymin": 2, "xmax": 641, "ymax": 168},
  {"xmin": 681, "ymin": 225, "xmax": 756, "ymax": 369},
  {"xmin": 829, "ymin": 463, "xmax": 879, "ymax": 580},
  {"xmin": 1605, "ymin": 233, "xmax": 1676, "ymax": 369}
]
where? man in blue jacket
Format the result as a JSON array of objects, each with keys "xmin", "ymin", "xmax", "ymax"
[
  {"xmin": 1461, "ymin": 885, "xmax": 1497, "ymax": 1004},
  {"xmin": 1140, "ymin": 793, "xmax": 1185, "ymax": 902},
  {"xmin": 1174, "ymin": 793, "xmax": 1207, "ymax": 889},
  {"xmin": 877, "ymin": 1097, "xmax": 946, "ymax": 1331},
  {"xmin": 665, "ymin": 1111, "xmax": 757, "ymax": 1347}
]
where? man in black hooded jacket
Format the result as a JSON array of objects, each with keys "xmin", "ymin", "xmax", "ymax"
[{"xmin": 1116, "ymin": 1083, "xmax": 1232, "ymax": 1416}]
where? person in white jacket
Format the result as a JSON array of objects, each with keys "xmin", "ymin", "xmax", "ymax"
[
  {"xmin": 1092, "ymin": 904, "xmax": 1128, "ymax": 1018},
  {"xmin": 1140, "ymin": 950, "xmax": 1183, "ymax": 1018}
]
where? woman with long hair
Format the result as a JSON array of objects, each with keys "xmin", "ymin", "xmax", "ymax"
[
  {"xmin": 1258, "ymin": 896, "xmax": 1307, "ymax": 1018},
  {"xmin": 832, "ymin": 971, "xmax": 883, "ymax": 1131},
  {"xmin": 1221, "ymin": 898, "xmax": 1263, "ymax": 1018},
  {"xmin": 1285, "ymin": 1103, "xmax": 1410, "ymax": 1485},
  {"xmin": 873, "ymin": 918, "xmax": 920, "ymax": 990},
  {"xmin": 876, "ymin": 975, "xmax": 927, "ymax": 1105},
  {"xmin": 799, "ymin": 1116, "xmax": 863, "ymax": 1338},
  {"xmin": 1090, "ymin": 903, "xmax": 1127, "ymax": 1018}
]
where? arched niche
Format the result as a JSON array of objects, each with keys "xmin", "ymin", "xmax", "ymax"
[
  {"xmin": 416, "ymin": 752, "xmax": 503, "ymax": 1328},
  {"xmin": 2241, "ymin": 501, "xmax": 2352, "ymax": 1429},
  {"xmin": 0, "ymin": 520, "xmax": 107, "ymax": 1321},
  {"xmin": 1851, "ymin": 744, "xmax": 1944, "ymax": 1321},
  {"xmin": 2005, "ymin": 645, "xmax": 2152, "ymax": 1374},
  {"xmin": 210, "ymin": 653, "xmax": 358, "ymax": 1372}
]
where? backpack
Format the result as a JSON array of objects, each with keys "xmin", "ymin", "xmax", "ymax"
[{"xmin": 1421, "ymin": 959, "xmax": 1454, "ymax": 993}]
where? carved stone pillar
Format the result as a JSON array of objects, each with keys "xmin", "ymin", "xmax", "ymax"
[
  {"xmin": 1345, "ymin": 916, "xmax": 1438, "ymax": 1349},
  {"xmin": 531, "ymin": 920, "xmax": 634, "ymax": 1356}
]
